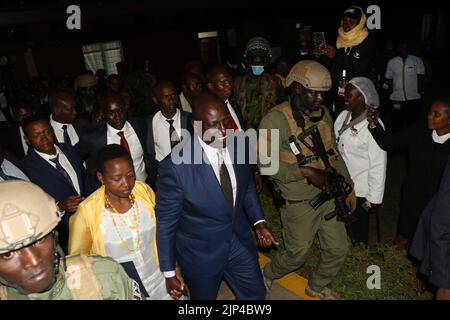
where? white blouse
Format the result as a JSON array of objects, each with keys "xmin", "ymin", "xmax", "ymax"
[
  {"xmin": 100, "ymin": 199, "xmax": 171, "ymax": 300},
  {"xmin": 334, "ymin": 110, "xmax": 387, "ymax": 204}
]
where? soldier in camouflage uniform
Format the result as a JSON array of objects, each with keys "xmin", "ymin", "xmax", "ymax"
[
  {"xmin": 258, "ymin": 60, "xmax": 356, "ymax": 300},
  {"xmin": 233, "ymin": 37, "xmax": 284, "ymax": 129},
  {"xmin": 0, "ymin": 180, "xmax": 142, "ymax": 300}
]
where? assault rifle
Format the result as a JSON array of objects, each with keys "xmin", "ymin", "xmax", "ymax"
[{"xmin": 289, "ymin": 125, "xmax": 356, "ymax": 244}]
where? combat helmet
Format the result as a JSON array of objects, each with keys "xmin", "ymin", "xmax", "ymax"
[
  {"xmin": 243, "ymin": 37, "xmax": 272, "ymax": 61},
  {"xmin": 285, "ymin": 60, "xmax": 332, "ymax": 91},
  {"xmin": 0, "ymin": 181, "xmax": 64, "ymax": 294}
]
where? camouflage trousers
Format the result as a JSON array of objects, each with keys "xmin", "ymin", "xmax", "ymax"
[{"xmin": 263, "ymin": 199, "xmax": 348, "ymax": 291}]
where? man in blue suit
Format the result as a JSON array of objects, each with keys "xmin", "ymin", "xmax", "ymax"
[
  {"xmin": 156, "ymin": 93, "xmax": 276, "ymax": 300},
  {"xmin": 22, "ymin": 113, "xmax": 86, "ymax": 253}
]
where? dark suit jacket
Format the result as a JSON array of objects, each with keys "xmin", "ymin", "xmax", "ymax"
[
  {"xmin": 24, "ymin": 143, "xmax": 86, "ymax": 202},
  {"xmin": 145, "ymin": 110, "xmax": 191, "ymax": 186},
  {"xmin": 227, "ymin": 99, "xmax": 246, "ymax": 130},
  {"xmin": 77, "ymin": 117, "xmax": 149, "ymax": 191},
  {"xmin": 410, "ymin": 159, "xmax": 450, "ymax": 288},
  {"xmin": 156, "ymin": 135, "xmax": 264, "ymax": 278},
  {"xmin": 24, "ymin": 142, "xmax": 86, "ymax": 253}
]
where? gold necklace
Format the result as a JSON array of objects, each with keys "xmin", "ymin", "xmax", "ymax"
[{"xmin": 105, "ymin": 193, "xmax": 141, "ymax": 252}]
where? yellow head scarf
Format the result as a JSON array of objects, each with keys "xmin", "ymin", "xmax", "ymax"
[{"xmin": 336, "ymin": 8, "xmax": 369, "ymax": 49}]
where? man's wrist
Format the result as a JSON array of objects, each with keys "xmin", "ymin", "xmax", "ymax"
[
  {"xmin": 254, "ymin": 220, "xmax": 266, "ymax": 227},
  {"xmin": 164, "ymin": 271, "xmax": 176, "ymax": 278}
]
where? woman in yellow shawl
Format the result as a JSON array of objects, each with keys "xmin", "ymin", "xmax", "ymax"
[
  {"xmin": 314, "ymin": 6, "xmax": 378, "ymax": 116},
  {"xmin": 68, "ymin": 144, "xmax": 185, "ymax": 299}
]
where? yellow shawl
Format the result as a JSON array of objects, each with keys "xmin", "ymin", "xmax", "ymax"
[
  {"xmin": 336, "ymin": 9, "xmax": 369, "ymax": 49},
  {"xmin": 68, "ymin": 180, "xmax": 159, "ymax": 264}
]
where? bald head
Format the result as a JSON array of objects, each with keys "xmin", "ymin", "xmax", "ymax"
[
  {"xmin": 192, "ymin": 93, "xmax": 231, "ymax": 147},
  {"xmin": 49, "ymin": 90, "xmax": 77, "ymax": 124},
  {"xmin": 192, "ymin": 93, "xmax": 227, "ymax": 120}
]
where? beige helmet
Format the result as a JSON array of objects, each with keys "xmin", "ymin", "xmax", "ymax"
[
  {"xmin": 0, "ymin": 181, "xmax": 62, "ymax": 254},
  {"xmin": 285, "ymin": 60, "xmax": 332, "ymax": 91},
  {"xmin": 74, "ymin": 73, "xmax": 97, "ymax": 90}
]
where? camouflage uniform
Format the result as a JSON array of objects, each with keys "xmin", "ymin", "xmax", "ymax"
[
  {"xmin": 0, "ymin": 255, "xmax": 143, "ymax": 300},
  {"xmin": 233, "ymin": 73, "xmax": 284, "ymax": 129},
  {"xmin": 0, "ymin": 181, "xmax": 143, "ymax": 300}
]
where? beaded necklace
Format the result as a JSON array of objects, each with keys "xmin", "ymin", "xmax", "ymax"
[{"xmin": 104, "ymin": 193, "xmax": 141, "ymax": 252}]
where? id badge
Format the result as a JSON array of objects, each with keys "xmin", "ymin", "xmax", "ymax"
[{"xmin": 393, "ymin": 103, "xmax": 401, "ymax": 110}]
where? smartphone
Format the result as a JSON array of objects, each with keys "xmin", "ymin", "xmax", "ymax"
[{"xmin": 313, "ymin": 32, "xmax": 325, "ymax": 47}]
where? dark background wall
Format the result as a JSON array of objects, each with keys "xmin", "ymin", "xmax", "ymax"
[{"xmin": 0, "ymin": 0, "xmax": 448, "ymax": 92}]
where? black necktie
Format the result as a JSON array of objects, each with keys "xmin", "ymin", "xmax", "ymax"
[
  {"xmin": 166, "ymin": 119, "xmax": 180, "ymax": 149},
  {"xmin": 0, "ymin": 167, "xmax": 21, "ymax": 181},
  {"xmin": 62, "ymin": 125, "xmax": 72, "ymax": 145},
  {"xmin": 218, "ymin": 151, "xmax": 234, "ymax": 212},
  {"xmin": 49, "ymin": 155, "xmax": 74, "ymax": 187}
]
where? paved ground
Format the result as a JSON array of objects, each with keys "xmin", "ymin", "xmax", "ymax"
[{"xmin": 216, "ymin": 153, "xmax": 408, "ymax": 300}]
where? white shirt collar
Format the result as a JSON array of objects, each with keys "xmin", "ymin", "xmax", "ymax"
[
  {"xmin": 432, "ymin": 130, "xmax": 450, "ymax": 144},
  {"xmin": 107, "ymin": 121, "xmax": 130, "ymax": 136},
  {"xmin": 50, "ymin": 114, "xmax": 70, "ymax": 129},
  {"xmin": 197, "ymin": 135, "xmax": 227, "ymax": 164},
  {"xmin": 34, "ymin": 145, "xmax": 60, "ymax": 162},
  {"xmin": 158, "ymin": 109, "xmax": 180, "ymax": 122}
]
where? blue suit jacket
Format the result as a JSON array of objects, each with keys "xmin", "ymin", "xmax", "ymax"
[
  {"xmin": 24, "ymin": 143, "xmax": 86, "ymax": 203},
  {"xmin": 156, "ymin": 135, "xmax": 264, "ymax": 278}
]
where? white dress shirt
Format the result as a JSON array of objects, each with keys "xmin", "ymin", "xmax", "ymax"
[
  {"xmin": 35, "ymin": 145, "xmax": 81, "ymax": 194},
  {"xmin": 432, "ymin": 130, "xmax": 450, "ymax": 144},
  {"xmin": 153, "ymin": 109, "xmax": 181, "ymax": 162},
  {"xmin": 107, "ymin": 122, "xmax": 148, "ymax": 181},
  {"xmin": 385, "ymin": 55, "xmax": 425, "ymax": 101},
  {"xmin": 50, "ymin": 115, "xmax": 79, "ymax": 146},
  {"xmin": 163, "ymin": 136, "xmax": 263, "ymax": 278},
  {"xmin": 19, "ymin": 126, "xmax": 29, "ymax": 155},
  {"xmin": 179, "ymin": 92, "xmax": 192, "ymax": 113},
  {"xmin": 225, "ymin": 99, "xmax": 242, "ymax": 130},
  {"xmin": 0, "ymin": 159, "xmax": 29, "ymax": 181},
  {"xmin": 334, "ymin": 111, "xmax": 387, "ymax": 204},
  {"xmin": 198, "ymin": 136, "xmax": 237, "ymax": 205}
]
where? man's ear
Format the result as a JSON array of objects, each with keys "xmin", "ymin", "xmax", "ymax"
[
  {"xmin": 96, "ymin": 172, "xmax": 104, "ymax": 185},
  {"xmin": 206, "ymin": 82, "xmax": 213, "ymax": 92}
]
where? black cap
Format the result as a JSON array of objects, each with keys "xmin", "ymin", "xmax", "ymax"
[{"xmin": 342, "ymin": 6, "xmax": 362, "ymax": 20}]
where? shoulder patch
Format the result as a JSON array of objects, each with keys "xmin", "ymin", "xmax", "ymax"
[{"xmin": 131, "ymin": 280, "xmax": 143, "ymax": 300}]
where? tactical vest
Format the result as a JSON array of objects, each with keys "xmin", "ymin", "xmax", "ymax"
[
  {"xmin": 65, "ymin": 254, "xmax": 103, "ymax": 300},
  {"xmin": 0, "ymin": 254, "xmax": 103, "ymax": 300},
  {"xmin": 273, "ymin": 103, "xmax": 338, "ymax": 170}
]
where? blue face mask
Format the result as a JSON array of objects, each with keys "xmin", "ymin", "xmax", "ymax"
[{"xmin": 251, "ymin": 65, "xmax": 265, "ymax": 76}]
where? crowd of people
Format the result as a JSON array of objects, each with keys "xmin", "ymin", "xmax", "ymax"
[{"xmin": 0, "ymin": 5, "xmax": 449, "ymax": 300}]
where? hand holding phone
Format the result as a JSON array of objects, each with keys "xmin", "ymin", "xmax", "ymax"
[{"xmin": 313, "ymin": 32, "xmax": 326, "ymax": 57}]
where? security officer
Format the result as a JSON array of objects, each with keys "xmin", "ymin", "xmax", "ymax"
[
  {"xmin": 233, "ymin": 37, "xmax": 284, "ymax": 129},
  {"xmin": 258, "ymin": 60, "xmax": 356, "ymax": 300},
  {"xmin": 0, "ymin": 180, "xmax": 142, "ymax": 300}
]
